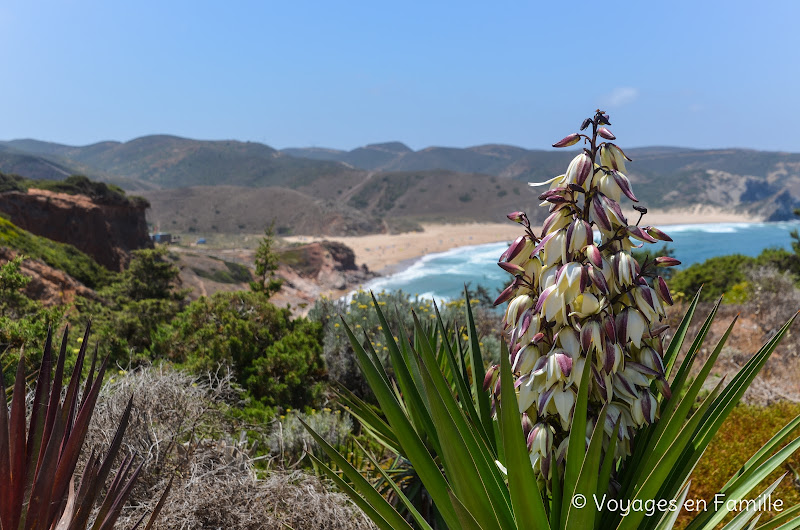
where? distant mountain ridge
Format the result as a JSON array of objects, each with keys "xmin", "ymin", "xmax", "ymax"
[{"xmin": 2, "ymin": 135, "xmax": 800, "ymax": 236}]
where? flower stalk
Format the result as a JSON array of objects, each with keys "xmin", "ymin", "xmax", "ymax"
[{"xmin": 495, "ymin": 110, "xmax": 680, "ymax": 487}]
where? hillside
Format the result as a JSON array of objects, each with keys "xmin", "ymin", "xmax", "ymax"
[
  {"xmin": 139, "ymin": 185, "xmax": 384, "ymax": 237},
  {"xmin": 1, "ymin": 136, "xmax": 362, "ymax": 190},
  {"xmin": 4, "ymin": 135, "xmax": 800, "ymax": 234}
]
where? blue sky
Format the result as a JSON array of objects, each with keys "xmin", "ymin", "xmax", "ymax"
[{"xmin": 1, "ymin": 0, "xmax": 799, "ymax": 152}]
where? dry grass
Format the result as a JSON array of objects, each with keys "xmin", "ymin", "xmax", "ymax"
[{"xmin": 84, "ymin": 365, "xmax": 376, "ymax": 530}]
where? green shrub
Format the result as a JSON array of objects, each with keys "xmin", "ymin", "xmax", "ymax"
[
  {"xmin": 74, "ymin": 247, "xmax": 185, "ymax": 364},
  {"xmin": 151, "ymin": 291, "xmax": 326, "ymax": 411},
  {"xmin": 268, "ymin": 408, "xmax": 353, "ymax": 465},
  {"xmin": 0, "ymin": 217, "xmax": 113, "ymax": 289},
  {"xmin": 308, "ymin": 289, "xmax": 489, "ymax": 398}
]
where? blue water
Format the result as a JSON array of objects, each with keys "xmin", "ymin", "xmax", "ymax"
[{"xmin": 362, "ymin": 221, "xmax": 800, "ymax": 302}]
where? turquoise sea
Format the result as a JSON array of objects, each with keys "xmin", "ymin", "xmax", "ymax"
[{"xmin": 360, "ymin": 221, "xmax": 800, "ymax": 303}]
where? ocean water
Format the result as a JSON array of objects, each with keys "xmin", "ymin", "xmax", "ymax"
[{"xmin": 361, "ymin": 221, "xmax": 800, "ymax": 303}]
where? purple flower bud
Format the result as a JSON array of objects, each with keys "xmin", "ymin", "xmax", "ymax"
[
  {"xmin": 655, "ymin": 256, "xmax": 681, "ymax": 267},
  {"xmin": 598, "ymin": 127, "xmax": 616, "ymax": 140},
  {"xmin": 612, "ymin": 171, "xmax": 638, "ymax": 202},
  {"xmin": 521, "ymin": 412, "xmax": 534, "ymax": 438},
  {"xmin": 507, "ymin": 211, "xmax": 527, "ymax": 224},
  {"xmin": 656, "ymin": 276, "xmax": 674, "ymax": 305},
  {"xmin": 552, "ymin": 133, "xmax": 581, "ymax": 148},
  {"xmin": 580, "ymin": 118, "xmax": 592, "ymax": 131},
  {"xmin": 483, "ymin": 364, "xmax": 499, "ymax": 391},
  {"xmin": 591, "ymin": 196, "xmax": 612, "ymax": 231},
  {"xmin": 647, "ymin": 324, "xmax": 670, "ymax": 338},
  {"xmin": 588, "ymin": 267, "xmax": 609, "ymax": 294},
  {"xmin": 494, "ymin": 284, "xmax": 516, "ymax": 306},
  {"xmin": 586, "ymin": 245, "xmax": 602, "ymax": 268},
  {"xmin": 500, "ymin": 235, "xmax": 527, "ymax": 262},
  {"xmin": 645, "ymin": 227, "xmax": 673, "ymax": 242},
  {"xmin": 627, "ymin": 226, "xmax": 657, "ymax": 243},
  {"xmin": 498, "ymin": 261, "xmax": 525, "ymax": 275}
]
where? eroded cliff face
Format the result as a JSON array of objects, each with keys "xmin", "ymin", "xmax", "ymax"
[
  {"xmin": 0, "ymin": 189, "xmax": 152, "ymax": 271},
  {"xmin": 0, "ymin": 248, "xmax": 98, "ymax": 306}
]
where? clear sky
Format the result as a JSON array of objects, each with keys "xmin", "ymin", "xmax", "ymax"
[{"xmin": 1, "ymin": 0, "xmax": 799, "ymax": 152}]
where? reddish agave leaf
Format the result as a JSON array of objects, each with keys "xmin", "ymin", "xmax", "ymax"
[
  {"xmin": 141, "ymin": 475, "xmax": 174, "ymax": 530},
  {"xmin": 0, "ymin": 363, "xmax": 12, "ymax": 530},
  {"xmin": 26, "ymin": 330, "xmax": 53, "ymax": 477},
  {"xmin": 9, "ymin": 353, "xmax": 27, "ymax": 530}
]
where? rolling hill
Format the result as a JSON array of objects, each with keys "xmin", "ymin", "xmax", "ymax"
[{"xmin": 3, "ymin": 135, "xmax": 800, "ymax": 236}]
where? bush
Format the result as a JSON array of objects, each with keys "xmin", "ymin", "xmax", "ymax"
[
  {"xmin": 151, "ymin": 291, "xmax": 326, "ymax": 411},
  {"xmin": 307, "ymin": 289, "xmax": 493, "ymax": 398},
  {"xmin": 88, "ymin": 365, "xmax": 374, "ymax": 530},
  {"xmin": 74, "ymin": 247, "xmax": 185, "ymax": 364},
  {"xmin": 268, "ymin": 408, "xmax": 353, "ymax": 465}
]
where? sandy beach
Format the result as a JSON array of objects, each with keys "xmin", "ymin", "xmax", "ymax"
[{"xmin": 284, "ymin": 208, "xmax": 761, "ymax": 273}]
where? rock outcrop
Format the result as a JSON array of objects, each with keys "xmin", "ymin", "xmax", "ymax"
[{"xmin": 0, "ymin": 189, "xmax": 152, "ymax": 270}]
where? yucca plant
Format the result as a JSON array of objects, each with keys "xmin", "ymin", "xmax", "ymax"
[
  {"xmin": 0, "ymin": 325, "xmax": 170, "ymax": 530},
  {"xmin": 305, "ymin": 111, "xmax": 800, "ymax": 530}
]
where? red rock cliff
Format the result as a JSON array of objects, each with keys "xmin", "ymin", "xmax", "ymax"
[{"xmin": 0, "ymin": 189, "xmax": 152, "ymax": 271}]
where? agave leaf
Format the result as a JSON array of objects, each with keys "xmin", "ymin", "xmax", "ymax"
[
  {"xmin": 652, "ymin": 480, "xmax": 692, "ymax": 530},
  {"xmin": 414, "ymin": 328, "xmax": 512, "ymax": 529},
  {"xmin": 0, "ymin": 361, "xmax": 14, "ymax": 530},
  {"xmin": 434, "ymin": 301, "xmax": 494, "ymax": 455},
  {"xmin": 661, "ymin": 287, "xmax": 703, "ymax": 380},
  {"xmin": 722, "ymin": 413, "xmax": 800, "ymax": 494},
  {"xmin": 340, "ymin": 318, "xmax": 461, "ymax": 529},
  {"xmin": 307, "ymin": 452, "xmax": 398, "ymax": 530},
  {"xmin": 140, "ymin": 475, "xmax": 174, "ymax": 530},
  {"xmin": 301, "ymin": 418, "xmax": 416, "ymax": 530},
  {"xmin": 596, "ymin": 415, "xmax": 622, "ymax": 511},
  {"xmin": 370, "ymin": 295, "xmax": 442, "ymax": 455},
  {"xmin": 615, "ymin": 379, "xmax": 724, "ymax": 530},
  {"xmin": 687, "ymin": 438, "xmax": 800, "ymax": 530},
  {"xmin": 754, "ymin": 502, "xmax": 800, "ymax": 529},
  {"xmin": 668, "ymin": 296, "xmax": 722, "ymax": 402},
  {"xmin": 665, "ymin": 313, "xmax": 798, "ymax": 506},
  {"xmin": 498, "ymin": 340, "xmax": 550, "ymax": 529},
  {"xmin": 565, "ymin": 404, "xmax": 608, "ymax": 530},
  {"xmin": 449, "ymin": 490, "xmax": 487, "ymax": 530},
  {"xmin": 334, "ymin": 385, "xmax": 402, "ymax": 454},
  {"xmin": 720, "ymin": 474, "xmax": 785, "ymax": 530},
  {"xmin": 353, "ymin": 438, "xmax": 435, "ymax": 530},
  {"xmin": 642, "ymin": 314, "xmax": 737, "ymax": 474},
  {"xmin": 464, "ymin": 286, "xmax": 495, "ymax": 452},
  {"xmin": 561, "ymin": 355, "xmax": 592, "ymax": 529}
]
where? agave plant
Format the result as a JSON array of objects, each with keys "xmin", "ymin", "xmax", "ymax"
[
  {"xmin": 305, "ymin": 111, "xmax": 800, "ymax": 530},
  {"xmin": 0, "ymin": 325, "xmax": 170, "ymax": 530}
]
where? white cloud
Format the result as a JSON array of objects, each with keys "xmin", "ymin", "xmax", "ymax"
[{"xmin": 599, "ymin": 87, "xmax": 639, "ymax": 108}]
